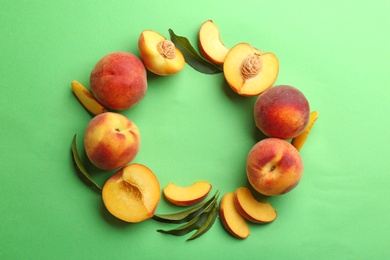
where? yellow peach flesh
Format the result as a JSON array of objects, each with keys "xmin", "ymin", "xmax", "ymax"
[
  {"xmin": 138, "ymin": 30, "xmax": 185, "ymax": 76},
  {"xmin": 292, "ymin": 111, "xmax": 319, "ymax": 151},
  {"xmin": 220, "ymin": 192, "xmax": 250, "ymax": 239},
  {"xmin": 223, "ymin": 43, "xmax": 279, "ymax": 96},
  {"xmin": 198, "ymin": 20, "xmax": 229, "ymax": 65},
  {"xmin": 234, "ymin": 187, "xmax": 277, "ymax": 223},
  {"xmin": 102, "ymin": 164, "xmax": 160, "ymax": 223},
  {"xmin": 163, "ymin": 181, "xmax": 212, "ymax": 206}
]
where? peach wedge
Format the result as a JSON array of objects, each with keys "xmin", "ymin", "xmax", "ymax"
[
  {"xmin": 163, "ymin": 181, "xmax": 212, "ymax": 206},
  {"xmin": 198, "ymin": 20, "xmax": 229, "ymax": 65},
  {"xmin": 292, "ymin": 111, "xmax": 319, "ymax": 151},
  {"xmin": 223, "ymin": 43, "xmax": 279, "ymax": 96},
  {"xmin": 220, "ymin": 192, "xmax": 250, "ymax": 239},
  {"xmin": 102, "ymin": 164, "xmax": 161, "ymax": 223},
  {"xmin": 71, "ymin": 80, "xmax": 107, "ymax": 115},
  {"xmin": 234, "ymin": 187, "xmax": 277, "ymax": 224},
  {"xmin": 138, "ymin": 30, "xmax": 185, "ymax": 76}
]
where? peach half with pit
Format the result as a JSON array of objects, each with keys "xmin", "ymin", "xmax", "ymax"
[
  {"xmin": 233, "ymin": 187, "xmax": 277, "ymax": 223},
  {"xmin": 90, "ymin": 51, "xmax": 147, "ymax": 111},
  {"xmin": 246, "ymin": 138, "xmax": 304, "ymax": 196},
  {"xmin": 102, "ymin": 163, "xmax": 161, "ymax": 223},
  {"xmin": 84, "ymin": 112, "xmax": 140, "ymax": 171},
  {"xmin": 138, "ymin": 30, "xmax": 185, "ymax": 76},
  {"xmin": 163, "ymin": 181, "xmax": 212, "ymax": 206},
  {"xmin": 223, "ymin": 43, "xmax": 279, "ymax": 96},
  {"xmin": 198, "ymin": 20, "xmax": 229, "ymax": 65},
  {"xmin": 219, "ymin": 192, "xmax": 250, "ymax": 239},
  {"xmin": 254, "ymin": 85, "xmax": 310, "ymax": 139}
]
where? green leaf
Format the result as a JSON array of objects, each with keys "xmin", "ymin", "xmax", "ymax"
[
  {"xmin": 169, "ymin": 29, "xmax": 223, "ymax": 74},
  {"xmin": 187, "ymin": 203, "xmax": 218, "ymax": 241},
  {"xmin": 156, "ymin": 192, "xmax": 219, "ymax": 240},
  {"xmin": 153, "ymin": 191, "xmax": 219, "ymax": 224},
  {"xmin": 71, "ymin": 134, "xmax": 102, "ymax": 192}
]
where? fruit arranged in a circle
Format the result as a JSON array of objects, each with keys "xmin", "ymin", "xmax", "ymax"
[
  {"xmin": 102, "ymin": 163, "xmax": 161, "ymax": 223},
  {"xmin": 233, "ymin": 187, "xmax": 277, "ymax": 223},
  {"xmin": 90, "ymin": 52, "xmax": 147, "ymax": 110},
  {"xmin": 198, "ymin": 20, "xmax": 229, "ymax": 65},
  {"xmin": 254, "ymin": 85, "xmax": 310, "ymax": 139},
  {"xmin": 163, "ymin": 181, "xmax": 212, "ymax": 206},
  {"xmin": 84, "ymin": 112, "xmax": 140, "ymax": 170},
  {"xmin": 219, "ymin": 192, "xmax": 250, "ymax": 239},
  {"xmin": 223, "ymin": 42, "xmax": 279, "ymax": 96},
  {"xmin": 246, "ymin": 138, "xmax": 304, "ymax": 196},
  {"xmin": 138, "ymin": 30, "xmax": 185, "ymax": 76}
]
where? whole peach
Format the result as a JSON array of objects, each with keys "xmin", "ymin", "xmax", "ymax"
[
  {"xmin": 84, "ymin": 112, "xmax": 140, "ymax": 170},
  {"xmin": 246, "ymin": 138, "xmax": 304, "ymax": 196},
  {"xmin": 90, "ymin": 52, "xmax": 147, "ymax": 110},
  {"xmin": 254, "ymin": 85, "xmax": 310, "ymax": 139}
]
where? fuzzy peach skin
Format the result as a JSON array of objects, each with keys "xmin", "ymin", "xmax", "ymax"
[
  {"xmin": 102, "ymin": 163, "xmax": 161, "ymax": 223},
  {"xmin": 246, "ymin": 138, "xmax": 304, "ymax": 196},
  {"xmin": 90, "ymin": 52, "xmax": 147, "ymax": 110},
  {"xmin": 254, "ymin": 85, "xmax": 310, "ymax": 139},
  {"xmin": 84, "ymin": 112, "xmax": 140, "ymax": 170}
]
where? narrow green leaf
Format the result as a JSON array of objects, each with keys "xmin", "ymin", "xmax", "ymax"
[
  {"xmin": 169, "ymin": 29, "xmax": 222, "ymax": 74},
  {"xmin": 71, "ymin": 134, "xmax": 102, "ymax": 192},
  {"xmin": 153, "ymin": 191, "xmax": 219, "ymax": 223},
  {"xmin": 187, "ymin": 203, "xmax": 218, "ymax": 241}
]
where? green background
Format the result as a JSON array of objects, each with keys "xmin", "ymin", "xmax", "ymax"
[{"xmin": 1, "ymin": 1, "xmax": 389, "ymax": 259}]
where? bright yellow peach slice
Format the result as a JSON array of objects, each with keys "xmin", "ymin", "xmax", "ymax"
[
  {"xmin": 71, "ymin": 80, "xmax": 107, "ymax": 115},
  {"xmin": 223, "ymin": 43, "xmax": 279, "ymax": 96},
  {"xmin": 138, "ymin": 30, "xmax": 185, "ymax": 76},
  {"xmin": 292, "ymin": 111, "xmax": 319, "ymax": 151},
  {"xmin": 102, "ymin": 164, "xmax": 161, "ymax": 223},
  {"xmin": 234, "ymin": 187, "xmax": 277, "ymax": 224},
  {"xmin": 163, "ymin": 181, "xmax": 212, "ymax": 206},
  {"xmin": 220, "ymin": 192, "xmax": 250, "ymax": 239},
  {"xmin": 198, "ymin": 20, "xmax": 229, "ymax": 65}
]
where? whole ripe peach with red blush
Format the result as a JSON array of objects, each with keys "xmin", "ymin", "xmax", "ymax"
[
  {"xmin": 254, "ymin": 85, "xmax": 310, "ymax": 139},
  {"xmin": 246, "ymin": 138, "xmax": 304, "ymax": 196},
  {"xmin": 90, "ymin": 52, "xmax": 147, "ymax": 110},
  {"xmin": 84, "ymin": 112, "xmax": 140, "ymax": 170}
]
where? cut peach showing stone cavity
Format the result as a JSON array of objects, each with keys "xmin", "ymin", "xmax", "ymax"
[
  {"xmin": 102, "ymin": 163, "xmax": 161, "ymax": 223},
  {"xmin": 198, "ymin": 20, "xmax": 229, "ymax": 65},
  {"xmin": 219, "ymin": 192, "xmax": 250, "ymax": 239},
  {"xmin": 292, "ymin": 110, "xmax": 319, "ymax": 151},
  {"xmin": 234, "ymin": 187, "xmax": 277, "ymax": 224},
  {"xmin": 223, "ymin": 43, "xmax": 279, "ymax": 96},
  {"xmin": 163, "ymin": 181, "xmax": 212, "ymax": 206},
  {"xmin": 138, "ymin": 30, "xmax": 185, "ymax": 76}
]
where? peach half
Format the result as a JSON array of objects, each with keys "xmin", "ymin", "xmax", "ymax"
[
  {"xmin": 163, "ymin": 181, "xmax": 212, "ymax": 206},
  {"xmin": 223, "ymin": 43, "xmax": 279, "ymax": 96},
  {"xmin": 198, "ymin": 20, "xmax": 229, "ymax": 65},
  {"xmin": 102, "ymin": 163, "xmax": 161, "ymax": 223},
  {"xmin": 220, "ymin": 192, "xmax": 250, "ymax": 239},
  {"xmin": 233, "ymin": 187, "xmax": 277, "ymax": 224},
  {"xmin": 138, "ymin": 30, "xmax": 185, "ymax": 76}
]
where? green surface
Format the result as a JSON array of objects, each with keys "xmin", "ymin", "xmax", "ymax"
[{"xmin": 1, "ymin": 1, "xmax": 389, "ymax": 259}]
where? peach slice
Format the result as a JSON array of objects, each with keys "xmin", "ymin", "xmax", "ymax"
[
  {"xmin": 198, "ymin": 20, "xmax": 229, "ymax": 65},
  {"xmin": 163, "ymin": 181, "xmax": 212, "ymax": 206},
  {"xmin": 292, "ymin": 111, "xmax": 319, "ymax": 151},
  {"xmin": 71, "ymin": 80, "xmax": 107, "ymax": 115},
  {"xmin": 219, "ymin": 192, "xmax": 250, "ymax": 239},
  {"xmin": 223, "ymin": 42, "xmax": 279, "ymax": 96},
  {"xmin": 138, "ymin": 30, "xmax": 185, "ymax": 76},
  {"xmin": 102, "ymin": 163, "xmax": 161, "ymax": 223},
  {"xmin": 233, "ymin": 187, "xmax": 277, "ymax": 224}
]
